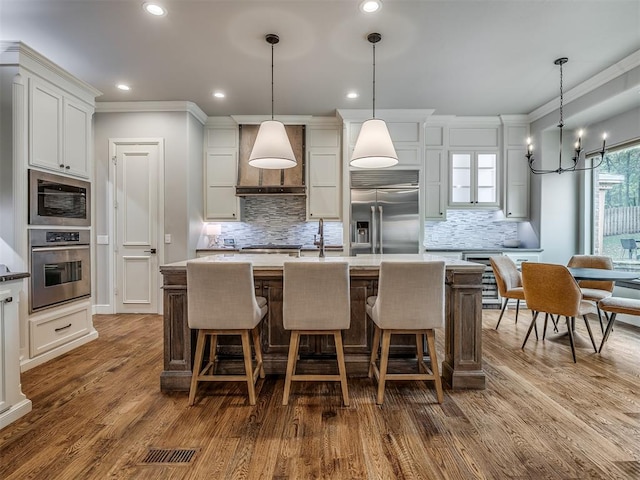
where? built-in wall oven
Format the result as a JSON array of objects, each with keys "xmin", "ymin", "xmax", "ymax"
[
  {"xmin": 29, "ymin": 230, "xmax": 91, "ymax": 312},
  {"xmin": 29, "ymin": 169, "xmax": 91, "ymax": 227}
]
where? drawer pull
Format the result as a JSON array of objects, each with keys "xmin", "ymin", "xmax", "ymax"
[
  {"xmin": 55, "ymin": 323, "xmax": 72, "ymax": 332},
  {"xmin": 4, "ymin": 296, "xmax": 12, "ymax": 304}
]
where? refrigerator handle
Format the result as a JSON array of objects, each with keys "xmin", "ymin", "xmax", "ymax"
[
  {"xmin": 370, "ymin": 206, "xmax": 376, "ymax": 254},
  {"xmin": 378, "ymin": 205, "xmax": 384, "ymax": 254}
]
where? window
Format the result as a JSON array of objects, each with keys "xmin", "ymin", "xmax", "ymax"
[{"xmin": 591, "ymin": 142, "xmax": 640, "ymax": 278}]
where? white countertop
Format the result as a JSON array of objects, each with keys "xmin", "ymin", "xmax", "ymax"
[{"xmin": 161, "ymin": 253, "xmax": 485, "ymax": 271}]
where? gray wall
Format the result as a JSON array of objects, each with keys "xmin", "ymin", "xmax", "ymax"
[{"xmin": 93, "ymin": 109, "xmax": 204, "ymax": 307}]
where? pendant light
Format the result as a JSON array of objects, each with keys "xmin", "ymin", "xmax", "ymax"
[
  {"xmin": 248, "ymin": 33, "xmax": 297, "ymax": 169},
  {"xmin": 350, "ymin": 32, "xmax": 398, "ymax": 169}
]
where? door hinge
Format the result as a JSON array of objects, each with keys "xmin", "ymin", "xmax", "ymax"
[
  {"xmin": 114, "ymin": 287, "xmax": 118, "ymax": 296},
  {"xmin": 112, "ymin": 155, "xmax": 117, "ymax": 165}
]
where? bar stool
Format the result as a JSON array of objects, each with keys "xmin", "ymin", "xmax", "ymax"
[
  {"xmin": 282, "ymin": 261, "xmax": 351, "ymax": 406},
  {"xmin": 597, "ymin": 296, "xmax": 640, "ymax": 352},
  {"xmin": 186, "ymin": 261, "xmax": 267, "ymax": 406},
  {"xmin": 367, "ymin": 261, "xmax": 445, "ymax": 405}
]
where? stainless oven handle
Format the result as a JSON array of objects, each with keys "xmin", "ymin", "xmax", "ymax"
[{"xmin": 31, "ymin": 245, "xmax": 90, "ymax": 253}]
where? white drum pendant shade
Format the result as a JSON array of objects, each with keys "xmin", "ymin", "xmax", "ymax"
[
  {"xmin": 248, "ymin": 120, "xmax": 297, "ymax": 169},
  {"xmin": 350, "ymin": 118, "xmax": 398, "ymax": 168}
]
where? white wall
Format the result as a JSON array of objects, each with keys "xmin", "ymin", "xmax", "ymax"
[{"xmin": 93, "ymin": 109, "xmax": 204, "ymax": 307}]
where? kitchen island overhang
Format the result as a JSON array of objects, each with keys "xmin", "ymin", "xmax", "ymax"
[{"xmin": 159, "ymin": 254, "xmax": 486, "ymax": 392}]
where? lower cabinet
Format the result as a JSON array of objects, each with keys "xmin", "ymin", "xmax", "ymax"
[{"xmin": 28, "ymin": 300, "xmax": 92, "ymax": 358}]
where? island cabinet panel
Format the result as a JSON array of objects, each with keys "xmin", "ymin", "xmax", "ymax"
[{"xmin": 160, "ymin": 260, "xmax": 486, "ymax": 392}]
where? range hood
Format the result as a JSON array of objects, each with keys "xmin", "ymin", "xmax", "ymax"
[{"xmin": 236, "ymin": 124, "xmax": 306, "ymax": 196}]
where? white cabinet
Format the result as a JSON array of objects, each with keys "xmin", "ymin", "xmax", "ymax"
[
  {"xmin": 307, "ymin": 126, "xmax": 341, "ymax": 220},
  {"xmin": 204, "ymin": 124, "xmax": 241, "ymax": 221},
  {"xmin": 29, "ymin": 77, "xmax": 92, "ymax": 178},
  {"xmin": 425, "ymin": 149, "xmax": 447, "ymax": 220},
  {"xmin": 504, "ymin": 149, "xmax": 529, "ymax": 219},
  {"xmin": 448, "ymin": 151, "xmax": 499, "ymax": 208},
  {"xmin": 205, "ymin": 149, "xmax": 239, "ymax": 220},
  {"xmin": 0, "ymin": 279, "xmax": 32, "ymax": 430}
]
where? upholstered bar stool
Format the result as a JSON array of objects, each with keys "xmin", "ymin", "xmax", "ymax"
[
  {"xmin": 490, "ymin": 256, "xmax": 526, "ymax": 329},
  {"xmin": 282, "ymin": 261, "xmax": 350, "ymax": 406},
  {"xmin": 186, "ymin": 261, "xmax": 267, "ymax": 406},
  {"xmin": 366, "ymin": 261, "xmax": 445, "ymax": 405},
  {"xmin": 597, "ymin": 297, "xmax": 640, "ymax": 352}
]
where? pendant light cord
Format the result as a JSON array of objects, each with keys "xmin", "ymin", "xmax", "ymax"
[
  {"xmin": 558, "ymin": 59, "xmax": 564, "ymax": 168},
  {"xmin": 372, "ymin": 42, "xmax": 376, "ymax": 118},
  {"xmin": 271, "ymin": 42, "xmax": 275, "ymax": 120}
]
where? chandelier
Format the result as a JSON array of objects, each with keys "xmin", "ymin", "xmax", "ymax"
[{"xmin": 526, "ymin": 57, "xmax": 608, "ymax": 174}]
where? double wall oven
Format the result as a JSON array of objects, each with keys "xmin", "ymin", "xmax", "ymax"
[{"xmin": 28, "ymin": 170, "xmax": 92, "ymax": 312}]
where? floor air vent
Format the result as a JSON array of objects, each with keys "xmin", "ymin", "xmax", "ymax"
[{"xmin": 141, "ymin": 448, "xmax": 198, "ymax": 465}]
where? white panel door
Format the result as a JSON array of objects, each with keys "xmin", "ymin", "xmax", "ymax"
[{"xmin": 115, "ymin": 143, "xmax": 159, "ymax": 313}]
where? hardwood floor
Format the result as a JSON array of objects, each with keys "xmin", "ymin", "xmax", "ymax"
[{"xmin": 1, "ymin": 310, "xmax": 639, "ymax": 479}]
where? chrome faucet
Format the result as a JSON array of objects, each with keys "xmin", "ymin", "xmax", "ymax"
[{"xmin": 314, "ymin": 217, "xmax": 325, "ymax": 258}]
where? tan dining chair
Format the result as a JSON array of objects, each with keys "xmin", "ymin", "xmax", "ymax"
[
  {"xmin": 521, "ymin": 262, "xmax": 596, "ymax": 362},
  {"xmin": 490, "ymin": 256, "xmax": 526, "ymax": 329},
  {"xmin": 282, "ymin": 261, "xmax": 351, "ymax": 406},
  {"xmin": 367, "ymin": 261, "xmax": 445, "ymax": 405},
  {"xmin": 186, "ymin": 261, "xmax": 267, "ymax": 406},
  {"xmin": 597, "ymin": 296, "xmax": 640, "ymax": 352},
  {"xmin": 567, "ymin": 254, "xmax": 614, "ymax": 333}
]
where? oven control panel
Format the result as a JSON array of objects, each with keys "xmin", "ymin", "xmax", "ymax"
[{"xmin": 30, "ymin": 229, "xmax": 90, "ymax": 247}]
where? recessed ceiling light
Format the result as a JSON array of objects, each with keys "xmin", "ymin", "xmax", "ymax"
[
  {"xmin": 116, "ymin": 84, "xmax": 131, "ymax": 91},
  {"xmin": 347, "ymin": 92, "xmax": 359, "ymax": 99},
  {"xmin": 213, "ymin": 92, "xmax": 225, "ymax": 98},
  {"xmin": 143, "ymin": 3, "xmax": 166, "ymax": 16},
  {"xmin": 360, "ymin": 0, "xmax": 381, "ymax": 13}
]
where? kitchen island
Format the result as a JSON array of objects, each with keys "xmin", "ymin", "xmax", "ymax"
[{"xmin": 159, "ymin": 254, "xmax": 486, "ymax": 391}]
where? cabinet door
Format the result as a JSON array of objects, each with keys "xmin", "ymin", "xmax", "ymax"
[
  {"xmin": 449, "ymin": 151, "xmax": 498, "ymax": 208},
  {"xmin": 449, "ymin": 152, "xmax": 472, "ymax": 205},
  {"xmin": 205, "ymin": 150, "xmax": 239, "ymax": 220},
  {"xmin": 476, "ymin": 153, "xmax": 498, "ymax": 205},
  {"xmin": 63, "ymin": 98, "xmax": 92, "ymax": 178},
  {"xmin": 30, "ymin": 79, "xmax": 63, "ymax": 171},
  {"xmin": 425, "ymin": 149, "xmax": 446, "ymax": 220},
  {"xmin": 308, "ymin": 151, "xmax": 340, "ymax": 219},
  {"xmin": 505, "ymin": 149, "xmax": 529, "ymax": 219}
]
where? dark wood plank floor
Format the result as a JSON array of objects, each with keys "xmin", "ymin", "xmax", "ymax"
[{"xmin": 1, "ymin": 310, "xmax": 639, "ymax": 479}]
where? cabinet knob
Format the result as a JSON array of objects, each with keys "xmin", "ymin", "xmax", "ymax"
[
  {"xmin": 65, "ymin": 165, "xmax": 70, "ymax": 169},
  {"xmin": 439, "ymin": 212, "xmax": 443, "ymax": 215},
  {"xmin": 4, "ymin": 296, "xmax": 12, "ymax": 304},
  {"xmin": 59, "ymin": 164, "xmax": 65, "ymax": 168},
  {"xmin": 508, "ymin": 212, "xmax": 512, "ymax": 216}
]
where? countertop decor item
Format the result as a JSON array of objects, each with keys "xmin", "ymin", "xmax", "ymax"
[
  {"xmin": 526, "ymin": 57, "xmax": 607, "ymax": 175},
  {"xmin": 248, "ymin": 34, "xmax": 297, "ymax": 170},
  {"xmin": 350, "ymin": 33, "xmax": 398, "ymax": 169},
  {"xmin": 502, "ymin": 239, "xmax": 521, "ymax": 248}
]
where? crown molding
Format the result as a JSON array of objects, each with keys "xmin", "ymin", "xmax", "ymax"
[
  {"xmin": 1, "ymin": 41, "xmax": 102, "ymax": 102},
  {"xmin": 230, "ymin": 114, "xmax": 313, "ymax": 125},
  {"xmin": 96, "ymin": 101, "xmax": 208, "ymax": 124},
  {"xmin": 499, "ymin": 114, "xmax": 530, "ymax": 125},
  {"xmin": 337, "ymin": 109, "xmax": 435, "ymax": 122},
  {"xmin": 528, "ymin": 49, "xmax": 640, "ymax": 123},
  {"xmin": 448, "ymin": 116, "xmax": 502, "ymax": 126}
]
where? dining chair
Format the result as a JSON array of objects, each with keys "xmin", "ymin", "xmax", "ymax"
[
  {"xmin": 597, "ymin": 297, "xmax": 640, "ymax": 352},
  {"xmin": 620, "ymin": 239, "xmax": 638, "ymax": 259},
  {"xmin": 567, "ymin": 255, "xmax": 614, "ymax": 333},
  {"xmin": 490, "ymin": 256, "xmax": 526, "ymax": 329},
  {"xmin": 521, "ymin": 262, "xmax": 597, "ymax": 363},
  {"xmin": 186, "ymin": 261, "xmax": 267, "ymax": 406},
  {"xmin": 282, "ymin": 261, "xmax": 351, "ymax": 406},
  {"xmin": 366, "ymin": 261, "xmax": 445, "ymax": 405}
]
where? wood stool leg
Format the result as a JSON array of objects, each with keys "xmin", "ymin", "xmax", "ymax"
[
  {"xmin": 334, "ymin": 331, "xmax": 349, "ymax": 407},
  {"xmin": 241, "ymin": 330, "xmax": 256, "ymax": 405},
  {"xmin": 252, "ymin": 325, "xmax": 265, "ymax": 378},
  {"xmin": 377, "ymin": 330, "xmax": 392, "ymax": 405},
  {"xmin": 416, "ymin": 333, "xmax": 426, "ymax": 373},
  {"xmin": 283, "ymin": 331, "xmax": 300, "ymax": 406},
  {"xmin": 189, "ymin": 329, "xmax": 207, "ymax": 406},
  {"xmin": 369, "ymin": 324, "xmax": 381, "ymax": 378},
  {"xmin": 426, "ymin": 329, "xmax": 443, "ymax": 404},
  {"xmin": 208, "ymin": 334, "xmax": 218, "ymax": 374}
]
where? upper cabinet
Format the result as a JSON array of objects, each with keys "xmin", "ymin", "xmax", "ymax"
[
  {"xmin": 29, "ymin": 76, "xmax": 93, "ymax": 178},
  {"xmin": 307, "ymin": 125, "xmax": 341, "ymax": 220},
  {"xmin": 424, "ymin": 125, "xmax": 447, "ymax": 220},
  {"xmin": 204, "ymin": 124, "xmax": 241, "ymax": 221},
  {"xmin": 501, "ymin": 119, "xmax": 530, "ymax": 220}
]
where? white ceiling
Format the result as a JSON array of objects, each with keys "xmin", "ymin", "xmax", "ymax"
[{"xmin": 2, "ymin": 0, "xmax": 639, "ymax": 119}]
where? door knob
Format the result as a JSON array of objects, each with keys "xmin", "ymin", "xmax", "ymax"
[{"xmin": 144, "ymin": 248, "xmax": 157, "ymax": 254}]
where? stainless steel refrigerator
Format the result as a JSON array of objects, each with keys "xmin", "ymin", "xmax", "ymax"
[{"xmin": 350, "ymin": 185, "xmax": 420, "ymax": 255}]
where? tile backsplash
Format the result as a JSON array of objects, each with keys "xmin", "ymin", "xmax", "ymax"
[
  {"xmin": 201, "ymin": 196, "xmax": 342, "ymax": 247},
  {"xmin": 425, "ymin": 210, "xmax": 518, "ymax": 249},
  {"xmin": 200, "ymin": 199, "xmax": 518, "ymax": 250}
]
